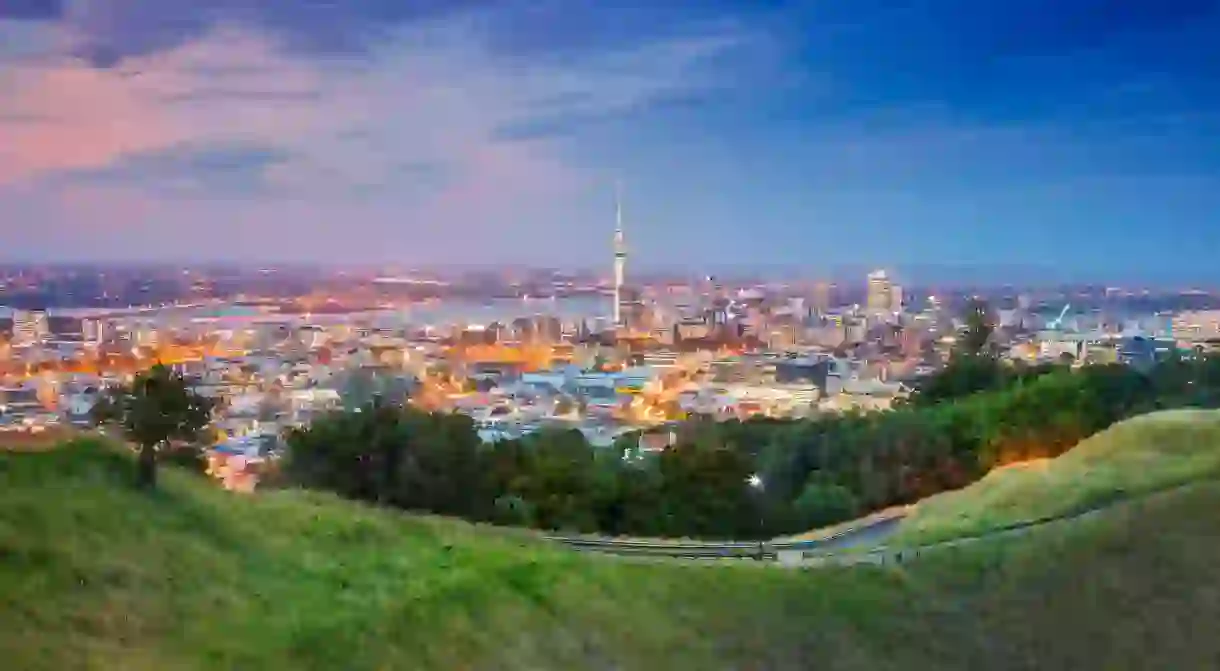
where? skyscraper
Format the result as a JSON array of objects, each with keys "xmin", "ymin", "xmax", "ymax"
[
  {"xmin": 866, "ymin": 270, "xmax": 893, "ymax": 313},
  {"xmin": 612, "ymin": 183, "xmax": 627, "ymax": 327},
  {"xmin": 812, "ymin": 282, "xmax": 832, "ymax": 314}
]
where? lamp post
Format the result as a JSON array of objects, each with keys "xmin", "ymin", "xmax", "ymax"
[{"xmin": 747, "ymin": 473, "xmax": 765, "ymax": 560}]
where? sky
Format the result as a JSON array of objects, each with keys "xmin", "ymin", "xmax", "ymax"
[{"xmin": 2, "ymin": 0, "xmax": 1219, "ymax": 283}]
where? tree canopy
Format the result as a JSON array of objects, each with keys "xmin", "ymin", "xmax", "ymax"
[
  {"xmin": 279, "ymin": 353, "xmax": 1220, "ymax": 539},
  {"xmin": 92, "ymin": 364, "xmax": 213, "ymax": 488}
]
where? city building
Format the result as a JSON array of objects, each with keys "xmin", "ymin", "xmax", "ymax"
[
  {"xmin": 812, "ymin": 282, "xmax": 833, "ymax": 314},
  {"xmin": 866, "ymin": 270, "xmax": 894, "ymax": 313},
  {"xmin": 81, "ymin": 318, "xmax": 109, "ymax": 348},
  {"xmin": 1117, "ymin": 336, "xmax": 1177, "ymax": 371},
  {"xmin": 1172, "ymin": 311, "xmax": 1220, "ymax": 342},
  {"xmin": 11, "ymin": 310, "xmax": 49, "ymax": 346}
]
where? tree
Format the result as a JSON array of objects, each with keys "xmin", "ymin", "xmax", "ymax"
[
  {"xmin": 271, "ymin": 352, "xmax": 1220, "ymax": 541},
  {"xmin": 793, "ymin": 481, "xmax": 860, "ymax": 529},
  {"xmin": 493, "ymin": 495, "xmax": 536, "ymax": 526},
  {"xmin": 958, "ymin": 299, "xmax": 995, "ymax": 358},
  {"xmin": 907, "ymin": 299, "xmax": 1005, "ymax": 406},
  {"xmin": 909, "ymin": 354, "xmax": 1007, "ymax": 406},
  {"xmin": 91, "ymin": 364, "xmax": 214, "ymax": 489}
]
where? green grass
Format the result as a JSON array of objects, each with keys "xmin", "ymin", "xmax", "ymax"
[
  {"xmin": 893, "ymin": 408, "xmax": 1220, "ymax": 546},
  {"xmin": 3, "ymin": 439, "xmax": 1220, "ymax": 670}
]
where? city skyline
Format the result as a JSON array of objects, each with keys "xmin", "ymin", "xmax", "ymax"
[{"xmin": 2, "ymin": 1, "xmax": 1220, "ymax": 281}]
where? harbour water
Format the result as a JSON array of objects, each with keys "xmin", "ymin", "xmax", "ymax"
[
  {"xmin": 2, "ymin": 297, "xmax": 611, "ymax": 327},
  {"xmin": 403, "ymin": 296, "xmax": 609, "ymax": 327}
]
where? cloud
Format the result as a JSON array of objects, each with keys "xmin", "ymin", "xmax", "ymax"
[
  {"xmin": 0, "ymin": 15, "xmax": 749, "ymax": 182},
  {"xmin": 60, "ymin": 0, "xmax": 489, "ymax": 66},
  {"xmin": 50, "ymin": 142, "xmax": 294, "ymax": 198},
  {"xmin": 0, "ymin": 54, "xmax": 181, "ymax": 183},
  {"xmin": 0, "ymin": 0, "xmax": 64, "ymax": 22},
  {"xmin": 3, "ymin": 17, "xmax": 753, "ymax": 174},
  {"xmin": 0, "ymin": 7, "xmax": 759, "ymax": 261},
  {"xmin": 0, "ymin": 113, "xmax": 58, "ymax": 124},
  {"xmin": 0, "ymin": 15, "xmax": 68, "ymax": 63}
]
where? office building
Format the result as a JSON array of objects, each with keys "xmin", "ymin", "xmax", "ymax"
[
  {"xmin": 12, "ymin": 310, "xmax": 49, "ymax": 346},
  {"xmin": 81, "ymin": 318, "xmax": 114, "ymax": 347},
  {"xmin": 890, "ymin": 284, "xmax": 904, "ymax": 313},
  {"xmin": 1172, "ymin": 311, "xmax": 1220, "ymax": 342},
  {"xmin": 866, "ymin": 270, "xmax": 893, "ymax": 313},
  {"xmin": 812, "ymin": 282, "xmax": 832, "ymax": 314}
]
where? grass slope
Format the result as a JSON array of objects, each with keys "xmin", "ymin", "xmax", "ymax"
[
  {"xmin": 893, "ymin": 408, "xmax": 1220, "ymax": 546},
  {"xmin": 3, "ymin": 440, "xmax": 1220, "ymax": 670}
]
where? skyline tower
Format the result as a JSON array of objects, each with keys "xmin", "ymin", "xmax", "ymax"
[
  {"xmin": 613, "ymin": 182, "xmax": 626, "ymax": 327},
  {"xmin": 866, "ymin": 269, "xmax": 894, "ymax": 313}
]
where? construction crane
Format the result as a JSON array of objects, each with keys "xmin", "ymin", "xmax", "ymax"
[{"xmin": 1047, "ymin": 303, "xmax": 1071, "ymax": 330}]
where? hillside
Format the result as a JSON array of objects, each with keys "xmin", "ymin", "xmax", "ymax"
[
  {"xmin": 892, "ymin": 409, "xmax": 1220, "ymax": 546},
  {"xmin": 2, "ymin": 441, "xmax": 1220, "ymax": 670}
]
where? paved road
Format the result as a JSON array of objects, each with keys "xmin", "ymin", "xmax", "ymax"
[
  {"xmin": 551, "ymin": 514, "xmax": 908, "ymax": 562},
  {"xmin": 552, "ymin": 490, "xmax": 1155, "ymax": 568},
  {"xmin": 773, "ymin": 516, "xmax": 905, "ymax": 554}
]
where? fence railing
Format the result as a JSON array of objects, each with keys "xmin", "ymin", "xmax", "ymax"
[
  {"xmin": 550, "ymin": 536, "xmax": 775, "ymax": 560},
  {"xmin": 549, "ymin": 503, "xmax": 1112, "ymax": 567}
]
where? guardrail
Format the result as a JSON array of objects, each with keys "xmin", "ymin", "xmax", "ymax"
[
  {"xmin": 550, "ymin": 533, "xmax": 984, "ymax": 567},
  {"xmin": 772, "ymin": 507, "xmax": 1115, "ymax": 567},
  {"xmin": 547, "ymin": 504, "xmax": 1108, "ymax": 567},
  {"xmin": 548, "ymin": 514, "xmax": 907, "ymax": 562},
  {"xmin": 550, "ymin": 536, "xmax": 775, "ymax": 560}
]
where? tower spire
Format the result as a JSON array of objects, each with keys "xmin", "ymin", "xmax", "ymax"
[
  {"xmin": 613, "ymin": 180, "xmax": 626, "ymax": 328},
  {"xmin": 615, "ymin": 180, "xmax": 623, "ymax": 234}
]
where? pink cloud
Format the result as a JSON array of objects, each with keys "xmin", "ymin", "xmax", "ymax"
[
  {"xmin": 0, "ymin": 65, "xmax": 180, "ymax": 184},
  {"xmin": 429, "ymin": 143, "xmax": 586, "ymax": 218},
  {"xmin": 0, "ymin": 17, "xmax": 746, "ymax": 261}
]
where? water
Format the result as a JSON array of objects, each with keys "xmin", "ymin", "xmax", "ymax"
[
  {"xmin": 402, "ymin": 296, "xmax": 609, "ymax": 327},
  {"xmin": 1, "ymin": 297, "xmax": 611, "ymax": 328}
]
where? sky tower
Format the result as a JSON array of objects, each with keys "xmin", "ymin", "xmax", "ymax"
[{"xmin": 612, "ymin": 182, "xmax": 626, "ymax": 327}]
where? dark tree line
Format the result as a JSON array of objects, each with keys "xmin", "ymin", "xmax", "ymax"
[
  {"xmin": 280, "ymin": 352, "xmax": 1220, "ymax": 540},
  {"xmin": 284, "ymin": 404, "xmax": 768, "ymax": 539}
]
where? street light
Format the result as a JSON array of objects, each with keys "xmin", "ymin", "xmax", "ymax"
[{"xmin": 746, "ymin": 474, "xmax": 765, "ymax": 560}]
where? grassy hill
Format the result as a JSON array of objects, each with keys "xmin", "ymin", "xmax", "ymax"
[
  {"xmin": 892, "ymin": 409, "xmax": 1220, "ymax": 546},
  {"xmin": 3, "ymin": 439, "xmax": 1220, "ymax": 670}
]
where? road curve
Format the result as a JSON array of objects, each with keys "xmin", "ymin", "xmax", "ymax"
[
  {"xmin": 549, "ymin": 513, "xmax": 907, "ymax": 561},
  {"xmin": 772, "ymin": 515, "xmax": 905, "ymax": 553}
]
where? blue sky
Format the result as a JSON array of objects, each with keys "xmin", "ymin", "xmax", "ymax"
[{"xmin": 1, "ymin": 0, "xmax": 1218, "ymax": 283}]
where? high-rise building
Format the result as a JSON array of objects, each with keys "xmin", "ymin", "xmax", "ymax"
[
  {"xmin": 612, "ymin": 184, "xmax": 627, "ymax": 327},
  {"xmin": 812, "ymin": 282, "xmax": 832, "ymax": 314},
  {"xmin": 866, "ymin": 270, "xmax": 893, "ymax": 313},
  {"xmin": 12, "ymin": 310, "xmax": 49, "ymax": 346},
  {"xmin": 82, "ymin": 319, "xmax": 100, "ymax": 345},
  {"xmin": 890, "ymin": 284, "xmax": 904, "ymax": 313},
  {"xmin": 81, "ymin": 318, "xmax": 109, "ymax": 348},
  {"xmin": 845, "ymin": 317, "xmax": 868, "ymax": 344}
]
